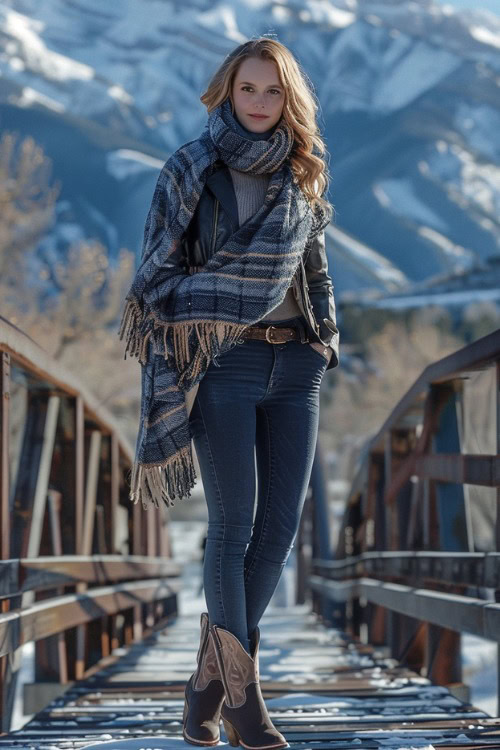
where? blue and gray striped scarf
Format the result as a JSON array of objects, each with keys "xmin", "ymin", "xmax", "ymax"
[{"xmin": 118, "ymin": 97, "xmax": 332, "ymax": 510}]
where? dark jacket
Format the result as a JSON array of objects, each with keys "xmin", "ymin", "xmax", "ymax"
[{"xmin": 179, "ymin": 161, "xmax": 339, "ymax": 370}]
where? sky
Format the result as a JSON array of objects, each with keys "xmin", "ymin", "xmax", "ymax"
[{"xmin": 436, "ymin": 0, "xmax": 499, "ymax": 13}]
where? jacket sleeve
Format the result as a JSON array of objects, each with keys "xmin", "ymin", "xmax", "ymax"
[{"xmin": 304, "ymin": 230, "xmax": 339, "ymax": 356}]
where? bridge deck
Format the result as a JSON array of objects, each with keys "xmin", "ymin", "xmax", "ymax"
[{"xmin": 2, "ymin": 606, "xmax": 500, "ymax": 749}]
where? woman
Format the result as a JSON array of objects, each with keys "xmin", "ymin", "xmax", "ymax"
[{"xmin": 119, "ymin": 37, "xmax": 339, "ymax": 750}]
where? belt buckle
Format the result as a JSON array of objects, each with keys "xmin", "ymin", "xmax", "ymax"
[{"xmin": 265, "ymin": 325, "xmax": 279, "ymax": 344}]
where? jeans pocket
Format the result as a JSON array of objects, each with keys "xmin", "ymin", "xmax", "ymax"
[{"xmin": 306, "ymin": 342, "xmax": 329, "ymax": 365}]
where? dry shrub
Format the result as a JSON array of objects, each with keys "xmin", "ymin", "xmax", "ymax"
[{"xmin": 323, "ymin": 315, "xmax": 464, "ymax": 463}]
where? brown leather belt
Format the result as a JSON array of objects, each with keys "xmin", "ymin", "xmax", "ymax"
[{"xmin": 239, "ymin": 324, "xmax": 305, "ymax": 344}]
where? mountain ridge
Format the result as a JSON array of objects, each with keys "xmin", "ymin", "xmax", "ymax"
[{"xmin": 0, "ymin": 0, "xmax": 498, "ymax": 305}]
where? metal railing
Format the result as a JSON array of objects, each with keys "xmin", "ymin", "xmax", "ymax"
[
  {"xmin": 306, "ymin": 328, "xmax": 500, "ymax": 713},
  {"xmin": 0, "ymin": 317, "xmax": 180, "ymax": 732}
]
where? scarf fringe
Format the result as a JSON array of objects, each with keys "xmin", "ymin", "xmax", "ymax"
[
  {"xmin": 118, "ymin": 298, "xmax": 151, "ymax": 365},
  {"xmin": 175, "ymin": 319, "xmax": 250, "ymax": 388},
  {"xmin": 129, "ymin": 443, "xmax": 197, "ymax": 510},
  {"xmin": 120, "ymin": 299, "xmax": 251, "ymax": 509},
  {"xmin": 119, "ymin": 297, "xmax": 249, "ymax": 381}
]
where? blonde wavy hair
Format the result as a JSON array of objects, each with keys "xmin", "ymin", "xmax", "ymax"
[{"xmin": 200, "ymin": 37, "xmax": 333, "ymax": 215}]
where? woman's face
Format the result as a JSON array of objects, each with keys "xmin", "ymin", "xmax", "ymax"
[{"xmin": 231, "ymin": 57, "xmax": 285, "ymax": 134}]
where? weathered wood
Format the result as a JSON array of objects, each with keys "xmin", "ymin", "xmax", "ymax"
[
  {"xmin": 110, "ymin": 433, "xmax": 119, "ymax": 554},
  {"xmin": 0, "ymin": 318, "xmax": 133, "ymax": 463},
  {"xmin": 344, "ymin": 330, "xmax": 500, "ymax": 522},
  {"xmin": 414, "ymin": 453, "xmax": 500, "ymax": 486},
  {"xmin": 74, "ymin": 395, "xmax": 85, "ymax": 552},
  {"xmin": 35, "ymin": 491, "xmax": 69, "ymax": 685},
  {"xmin": 0, "ymin": 352, "xmax": 9, "ymax": 564},
  {"xmin": 309, "ymin": 575, "xmax": 500, "ymax": 641},
  {"xmin": 497, "ymin": 361, "xmax": 500, "ymax": 718},
  {"xmin": 0, "ymin": 578, "xmax": 179, "ymax": 658},
  {"xmin": 0, "ymin": 350, "xmax": 9, "ymax": 734},
  {"xmin": 370, "ymin": 328, "xmax": 500, "ymax": 455},
  {"xmin": 0, "ymin": 555, "xmax": 179, "ymax": 599},
  {"xmin": 313, "ymin": 550, "xmax": 500, "ymax": 589},
  {"xmin": 81, "ymin": 430, "xmax": 102, "ymax": 557}
]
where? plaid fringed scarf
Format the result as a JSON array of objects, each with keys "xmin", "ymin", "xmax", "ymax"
[{"xmin": 118, "ymin": 97, "xmax": 332, "ymax": 510}]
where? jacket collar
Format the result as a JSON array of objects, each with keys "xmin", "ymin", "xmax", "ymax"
[{"xmin": 206, "ymin": 161, "xmax": 239, "ymax": 233}]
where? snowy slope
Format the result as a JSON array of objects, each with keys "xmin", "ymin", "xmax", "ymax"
[
  {"xmin": 351, "ymin": 255, "xmax": 500, "ymax": 313},
  {"xmin": 0, "ymin": 0, "xmax": 498, "ymax": 301}
]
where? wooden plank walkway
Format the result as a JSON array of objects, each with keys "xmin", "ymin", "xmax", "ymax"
[{"xmin": 2, "ymin": 607, "xmax": 500, "ymax": 749}]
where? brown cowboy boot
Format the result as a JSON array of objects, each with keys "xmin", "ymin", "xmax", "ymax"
[
  {"xmin": 210, "ymin": 624, "xmax": 289, "ymax": 750},
  {"xmin": 183, "ymin": 612, "xmax": 225, "ymax": 746}
]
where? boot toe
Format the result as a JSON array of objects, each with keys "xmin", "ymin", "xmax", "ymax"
[{"xmin": 183, "ymin": 722, "xmax": 221, "ymax": 746}]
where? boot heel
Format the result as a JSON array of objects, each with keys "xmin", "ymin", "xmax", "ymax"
[{"xmin": 223, "ymin": 718, "xmax": 240, "ymax": 747}]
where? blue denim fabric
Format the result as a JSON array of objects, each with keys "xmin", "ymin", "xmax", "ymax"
[{"xmin": 188, "ymin": 316, "xmax": 328, "ymax": 653}]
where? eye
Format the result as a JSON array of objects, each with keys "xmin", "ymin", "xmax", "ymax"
[{"xmin": 241, "ymin": 86, "xmax": 281, "ymax": 95}]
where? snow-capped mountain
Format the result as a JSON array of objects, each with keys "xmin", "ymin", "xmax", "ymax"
[
  {"xmin": 0, "ymin": 0, "xmax": 499, "ymax": 302},
  {"xmin": 347, "ymin": 254, "xmax": 500, "ymax": 315}
]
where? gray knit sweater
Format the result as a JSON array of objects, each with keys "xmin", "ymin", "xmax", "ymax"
[{"xmin": 228, "ymin": 167, "xmax": 303, "ymax": 322}]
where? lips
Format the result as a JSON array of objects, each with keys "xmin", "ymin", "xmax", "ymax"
[{"xmin": 249, "ymin": 114, "xmax": 269, "ymax": 119}]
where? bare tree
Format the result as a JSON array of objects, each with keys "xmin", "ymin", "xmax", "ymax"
[
  {"xmin": 0, "ymin": 131, "xmax": 141, "ymax": 444},
  {"xmin": 0, "ymin": 132, "xmax": 60, "ymax": 287}
]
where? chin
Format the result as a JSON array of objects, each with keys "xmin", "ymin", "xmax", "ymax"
[{"xmin": 246, "ymin": 116, "xmax": 273, "ymax": 127}]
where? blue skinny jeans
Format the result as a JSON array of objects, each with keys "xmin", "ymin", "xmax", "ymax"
[{"xmin": 188, "ymin": 316, "xmax": 328, "ymax": 654}]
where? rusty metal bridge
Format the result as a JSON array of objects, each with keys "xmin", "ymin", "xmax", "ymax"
[{"xmin": 1, "ymin": 317, "xmax": 500, "ymax": 748}]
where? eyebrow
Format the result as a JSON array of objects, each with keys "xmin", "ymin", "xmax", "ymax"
[{"xmin": 238, "ymin": 81, "xmax": 283, "ymax": 89}]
